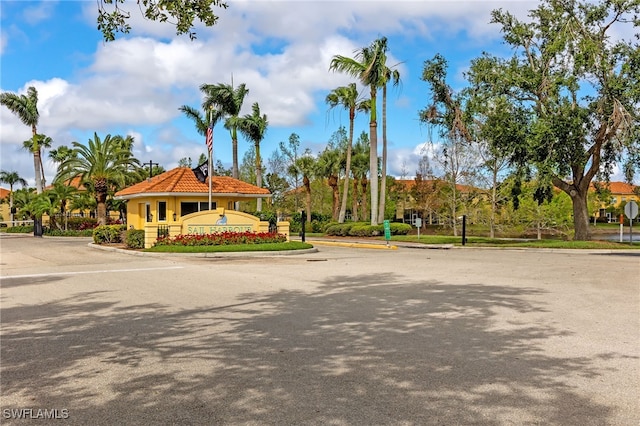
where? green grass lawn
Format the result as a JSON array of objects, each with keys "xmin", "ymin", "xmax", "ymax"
[{"xmin": 388, "ymin": 234, "xmax": 639, "ymax": 249}]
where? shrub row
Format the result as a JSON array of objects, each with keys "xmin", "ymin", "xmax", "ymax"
[
  {"xmin": 92, "ymin": 225, "xmax": 126, "ymax": 244},
  {"xmin": 325, "ymin": 221, "xmax": 412, "ymax": 237},
  {"xmin": 154, "ymin": 231, "xmax": 287, "ymax": 247}
]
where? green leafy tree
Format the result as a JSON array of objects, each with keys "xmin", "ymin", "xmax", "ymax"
[
  {"xmin": 465, "ymin": 0, "xmax": 639, "ymax": 240},
  {"xmin": 279, "ymin": 133, "xmax": 302, "ymax": 211},
  {"xmin": 239, "ymin": 102, "xmax": 269, "ymax": 211},
  {"xmin": 0, "ymin": 170, "xmax": 27, "ymax": 225},
  {"xmin": 330, "ymin": 37, "xmax": 388, "ymax": 225},
  {"xmin": 97, "ymin": 0, "xmax": 228, "ymax": 41},
  {"xmin": 56, "ymin": 133, "xmax": 140, "ymax": 225},
  {"xmin": 200, "ymin": 82, "xmax": 249, "ymax": 179},
  {"xmin": 23, "ymin": 134, "xmax": 53, "ymax": 188},
  {"xmin": 326, "ymin": 83, "xmax": 370, "ymax": 223}
]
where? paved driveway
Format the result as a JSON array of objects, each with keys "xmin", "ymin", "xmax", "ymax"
[{"xmin": 1, "ymin": 234, "xmax": 639, "ymax": 425}]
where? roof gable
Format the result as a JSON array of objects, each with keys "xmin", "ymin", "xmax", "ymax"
[{"xmin": 115, "ymin": 167, "xmax": 271, "ymax": 198}]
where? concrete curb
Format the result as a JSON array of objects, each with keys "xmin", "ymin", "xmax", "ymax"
[
  {"xmin": 306, "ymin": 240, "xmax": 398, "ymax": 250},
  {"xmin": 88, "ymin": 243, "xmax": 319, "ymax": 257}
]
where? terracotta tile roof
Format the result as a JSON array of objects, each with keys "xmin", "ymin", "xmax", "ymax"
[
  {"xmin": 45, "ymin": 176, "xmax": 87, "ymax": 191},
  {"xmin": 115, "ymin": 167, "xmax": 271, "ymax": 198},
  {"xmin": 591, "ymin": 181, "xmax": 637, "ymax": 195},
  {"xmin": 394, "ymin": 179, "xmax": 474, "ymax": 192},
  {"xmin": 0, "ymin": 188, "xmax": 9, "ymax": 199}
]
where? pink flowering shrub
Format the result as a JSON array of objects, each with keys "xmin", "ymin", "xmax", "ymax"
[{"xmin": 155, "ymin": 231, "xmax": 287, "ymax": 247}]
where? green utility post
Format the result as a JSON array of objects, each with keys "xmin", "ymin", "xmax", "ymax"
[{"xmin": 383, "ymin": 220, "xmax": 391, "ymax": 247}]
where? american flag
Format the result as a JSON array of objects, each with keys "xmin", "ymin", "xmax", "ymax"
[{"xmin": 205, "ymin": 124, "xmax": 213, "ymax": 152}]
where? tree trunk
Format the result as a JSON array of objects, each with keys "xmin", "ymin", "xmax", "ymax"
[
  {"xmin": 378, "ymin": 84, "xmax": 387, "ymax": 224},
  {"xmin": 255, "ymin": 142, "xmax": 262, "ymax": 212},
  {"xmin": 231, "ymin": 131, "xmax": 239, "ymax": 179},
  {"xmin": 569, "ymin": 190, "xmax": 591, "ymax": 241},
  {"xmin": 304, "ymin": 176, "xmax": 312, "ymax": 223},
  {"xmin": 338, "ymin": 109, "xmax": 355, "ymax": 223},
  {"xmin": 361, "ymin": 177, "xmax": 369, "ymax": 223},
  {"xmin": 352, "ymin": 178, "xmax": 359, "ymax": 222},
  {"xmin": 369, "ymin": 89, "xmax": 378, "ymax": 226},
  {"xmin": 553, "ymin": 178, "xmax": 592, "ymax": 241},
  {"xmin": 329, "ymin": 175, "xmax": 339, "ymax": 221},
  {"xmin": 96, "ymin": 191, "xmax": 108, "ymax": 226}
]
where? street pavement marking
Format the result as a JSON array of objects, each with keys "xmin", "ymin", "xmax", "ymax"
[{"xmin": 0, "ymin": 266, "xmax": 184, "ymax": 280}]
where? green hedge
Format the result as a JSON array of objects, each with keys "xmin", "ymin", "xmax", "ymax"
[
  {"xmin": 93, "ymin": 225, "xmax": 126, "ymax": 244},
  {"xmin": 325, "ymin": 221, "xmax": 412, "ymax": 237},
  {"xmin": 4, "ymin": 225, "xmax": 34, "ymax": 234},
  {"xmin": 125, "ymin": 229, "xmax": 145, "ymax": 249}
]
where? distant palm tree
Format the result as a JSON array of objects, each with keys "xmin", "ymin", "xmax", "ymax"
[
  {"xmin": 48, "ymin": 182, "xmax": 78, "ymax": 230},
  {"xmin": 317, "ymin": 146, "xmax": 343, "ymax": 221},
  {"xmin": 0, "ymin": 87, "xmax": 44, "ymax": 193},
  {"xmin": 326, "ymin": 83, "xmax": 370, "ymax": 223},
  {"xmin": 179, "ymin": 104, "xmax": 224, "ymax": 164},
  {"xmin": 0, "ymin": 170, "xmax": 27, "ymax": 225},
  {"xmin": 199, "ymin": 82, "xmax": 249, "ymax": 179},
  {"xmin": 49, "ymin": 145, "xmax": 77, "ymax": 169},
  {"xmin": 56, "ymin": 133, "xmax": 140, "ymax": 225},
  {"xmin": 330, "ymin": 38, "xmax": 387, "ymax": 225},
  {"xmin": 288, "ymin": 150, "xmax": 316, "ymax": 223},
  {"xmin": 239, "ymin": 102, "xmax": 268, "ymax": 211},
  {"xmin": 23, "ymin": 134, "xmax": 52, "ymax": 188},
  {"xmin": 351, "ymin": 132, "xmax": 370, "ymax": 222}
]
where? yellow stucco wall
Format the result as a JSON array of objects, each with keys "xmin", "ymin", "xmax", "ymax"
[{"xmin": 125, "ymin": 195, "xmax": 239, "ymax": 230}]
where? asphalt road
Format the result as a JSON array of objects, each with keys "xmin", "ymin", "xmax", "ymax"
[{"xmin": 1, "ymin": 234, "xmax": 639, "ymax": 425}]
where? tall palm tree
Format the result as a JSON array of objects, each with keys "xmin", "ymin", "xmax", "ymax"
[
  {"xmin": 0, "ymin": 170, "xmax": 27, "ymax": 225},
  {"xmin": 56, "ymin": 133, "xmax": 140, "ymax": 226},
  {"xmin": 238, "ymin": 102, "xmax": 268, "ymax": 211},
  {"xmin": 23, "ymin": 134, "xmax": 52, "ymax": 188},
  {"xmin": 378, "ymin": 50, "xmax": 401, "ymax": 223},
  {"xmin": 0, "ymin": 87, "xmax": 43, "ymax": 193},
  {"xmin": 326, "ymin": 84, "xmax": 370, "ymax": 223},
  {"xmin": 330, "ymin": 38, "xmax": 387, "ymax": 225},
  {"xmin": 199, "ymin": 82, "xmax": 249, "ymax": 179}
]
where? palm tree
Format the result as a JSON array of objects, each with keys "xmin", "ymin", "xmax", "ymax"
[
  {"xmin": 49, "ymin": 145, "xmax": 77, "ymax": 168},
  {"xmin": 238, "ymin": 102, "xmax": 268, "ymax": 211},
  {"xmin": 48, "ymin": 182, "xmax": 78, "ymax": 230},
  {"xmin": 351, "ymin": 132, "xmax": 370, "ymax": 222},
  {"xmin": 317, "ymin": 145, "xmax": 343, "ymax": 221},
  {"xmin": 0, "ymin": 170, "xmax": 27, "ymax": 225},
  {"xmin": 199, "ymin": 82, "xmax": 249, "ymax": 179},
  {"xmin": 179, "ymin": 104, "xmax": 224, "ymax": 159},
  {"xmin": 326, "ymin": 83, "xmax": 371, "ymax": 223},
  {"xmin": 23, "ymin": 133, "xmax": 52, "ymax": 188},
  {"xmin": 56, "ymin": 133, "xmax": 140, "ymax": 226},
  {"xmin": 378, "ymin": 48, "xmax": 402, "ymax": 223},
  {"xmin": 330, "ymin": 38, "xmax": 387, "ymax": 225},
  {"xmin": 288, "ymin": 150, "xmax": 316, "ymax": 223}
]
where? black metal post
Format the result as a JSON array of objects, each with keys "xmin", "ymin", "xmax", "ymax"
[
  {"xmin": 145, "ymin": 160, "xmax": 159, "ymax": 181},
  {"xmin": 461, "ymin": 215, "xmax": 467, "ymax": 246},
  {"xmin": 301, "ymin": 210, "xmax": 306, "ymax": 243}
]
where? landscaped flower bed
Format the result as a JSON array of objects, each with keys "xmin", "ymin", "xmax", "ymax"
[{"xmin": 154, "ymin": 231, "xmax": 287, "ymax": 247}]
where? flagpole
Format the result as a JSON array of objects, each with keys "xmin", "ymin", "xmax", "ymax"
[{"xmin": 208, "ymin": 108, "xmax": 213, "ymax": 211}]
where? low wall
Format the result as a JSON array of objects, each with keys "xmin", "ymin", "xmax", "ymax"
[{"xmin": 143, "ymin": 208, "xmax": 290, "ymax": 248}]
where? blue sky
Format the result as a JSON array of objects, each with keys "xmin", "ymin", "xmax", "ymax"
[{"xmin": 1, "ymin": 0, "xmax": 548, "ymax": 187}]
